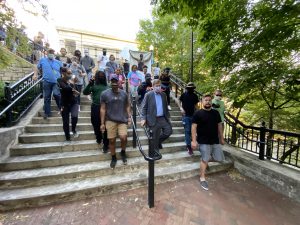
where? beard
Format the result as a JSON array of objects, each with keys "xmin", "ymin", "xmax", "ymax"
[{"xmin": 204, "ymin": 105, "xmax": 211, "ymax": 109}]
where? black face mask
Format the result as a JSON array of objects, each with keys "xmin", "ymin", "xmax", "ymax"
[
  {"xmin": 187, "ymin": 88, "xmax": 194, "ymax": 93},
  {"xmin": 204, "ymin": 105, "xmax": 211, "ymax": 109}
]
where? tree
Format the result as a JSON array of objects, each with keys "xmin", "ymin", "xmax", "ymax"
[{"xmin": 155, "ymin": 0, "xmax": 300, "ymax": 131}]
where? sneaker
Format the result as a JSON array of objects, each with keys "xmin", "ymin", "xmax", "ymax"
[
  {"xmin": 187, "ymin": 146, "xmax": 194, "ymax": 156},
  {"xmin": 200, "ymin": 180, "xmax": 209, "ymax": 191},
  {"xmin": 102, "ymin": 145, "xmax": 109, "ymax": 154},
  {"xmin": 121, "ymin": 151, "xmax": 127, "ymax": 165},
  {"xmin": 110, "ymin": 157, "xmax": 117, "ymax": 169},
  {"xmin": 72, "ymin": 131, "xmax": 79, "ymax": 138},
  {"xmin": 64, "ymin": 139, "xmax": 71, "ymax": 145},
  {"xmin": 87, "ymin": 95, "xmax": 92, "ymax": 101},
  {"xmin": 78, "ymin": 105, "xmax": 81, "ymax": 112},
  {"xmin": 168, "ymin": 105, "xmax": 172, "ymax": 111}
]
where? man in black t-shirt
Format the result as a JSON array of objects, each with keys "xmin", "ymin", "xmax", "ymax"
[
  {"xmin": 191, "ymin": 94, "xmax": 225, "ymax": 191},
  {"xmin": 179, "ymin": 82, "xmax": 199, "ymax": 155}
]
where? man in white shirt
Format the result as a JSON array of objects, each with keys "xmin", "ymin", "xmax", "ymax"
[
  {"xmin": 97, "ymin": 49, "xmax": 108, "ymax": 71},
  {"xmin": 153, "ymin": 62, "xmax": 161, "ymax": 79}
]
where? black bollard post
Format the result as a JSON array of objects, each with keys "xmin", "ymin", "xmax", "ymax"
[
  {"xmin": 132, "ymin": 95, "xmax": 137, "ymax": 148},
  {"xmin": 148, "ymin": 129, "xmax": 155, "ymax": 208}
]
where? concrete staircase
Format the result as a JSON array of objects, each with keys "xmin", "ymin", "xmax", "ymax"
[{"xmin": 0, "ymin": 96, "xmax": 233, "ymax": 211}]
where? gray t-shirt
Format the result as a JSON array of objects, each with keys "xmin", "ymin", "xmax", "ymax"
[{"xmin": 100, "ymin": 89, "xmax": 129, "ymax": 123}]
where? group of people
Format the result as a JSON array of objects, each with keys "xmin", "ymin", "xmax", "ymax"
[{"xmin": 33, "ymin": 47, "xmax": 226, "ymax": 191}]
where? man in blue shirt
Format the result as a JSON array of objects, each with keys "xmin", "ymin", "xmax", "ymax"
[
  {"xmin": 34, "ymin": 49, "xmax": 62, "ymax": 119},
  {"xmin": 141, "ymin": 79, "xmax": 172, "ymax": 152}
]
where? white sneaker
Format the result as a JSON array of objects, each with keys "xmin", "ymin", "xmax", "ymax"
[
  {"xmin": 87, "ymin": 95, "xmax": 92, "ymax": 101},
  {"xmin": 78, "ymin": 105, "xmax": 81, "ymax": 112},
  {"xmin": 168, "ymin": 105, "xmax": 172, "ymax": 111},
  {"xmin": 72, "ymin": 131, "xmax": 79, "ymax": 138}
]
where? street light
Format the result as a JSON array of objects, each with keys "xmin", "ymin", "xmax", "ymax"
[
  {"xmin": 190, "ymin": 30, "xmax": 194, "ymax": 82},
  {"xmin": 149, "ymin": 45, "xmax": 154, "ymax": 65}
]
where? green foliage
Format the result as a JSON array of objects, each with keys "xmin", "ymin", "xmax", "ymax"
[
  {"xmin": 152, "ymin": 0, "xmax": 300, "ymax": 131},
  {"xmin": 0, "ymin": 2, "xmax": 31, "ymax": 68}
]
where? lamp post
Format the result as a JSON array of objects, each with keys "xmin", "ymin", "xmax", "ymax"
[
  {"xmin": 190, "ymin": 30, "xmax": 194, "ymax": 82},
  {"xmin": 149, "ymin": 44, "xmax": 154, "ymax": 65}
]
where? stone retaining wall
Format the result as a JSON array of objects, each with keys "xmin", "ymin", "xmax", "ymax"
[{"xmin": 223, "ymin": 145, "xmax": 300, "ymax": 203}]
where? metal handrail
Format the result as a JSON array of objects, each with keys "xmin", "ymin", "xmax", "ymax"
[
  {"xmin": 130, "ymin": 95, "xmax": 162, "ymax": 161},
  {"xmin": 0, "ymin": 72, "xmax": 42, "ymax": 126}
]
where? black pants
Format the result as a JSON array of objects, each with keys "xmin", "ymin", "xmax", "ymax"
[
  {"xmin": 164, "ymin": 87, "xmax": 171, "ymax": 105},
  {"xmin": 61, "ymin": 104, "xmax": 79, "ymax": 140},
  {"xmin": 91, "ymin": 104, "xmax": 109, "ymax": 147},
  {"xmin": 149, "ymin": 117, "xmax": 173, "ymax": 151}
]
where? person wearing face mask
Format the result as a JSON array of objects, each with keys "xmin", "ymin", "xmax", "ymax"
[
  {"xmin": 83, "ymin": 71, "xmax": 109, "ymax": 153},
  {"xmin": 138, "ymin": 73, "xmax": 152, "ymax": 104},
  {"xmin": 80, "ymin": 49, "xmax": 95, "ymax": 87},
  {"xmin": 100, "ymin": 75, "xmax": 131, "ymax": 169},
  {"xmin": 212, "ymin": 90, "xmax": 225, "ymax": 131},
  {"xmin": 178, "ymin": 82, "xmax": 199, "ymax": 155},
  {"xmin": 191, "ymin": 94, "xmax": 225, "ymax": 191},
  {"xmin": 105, "ymin": 54, "xmax": 118, "ymax": 82},
  {"xmin": 69, "ymin": 56, "xmax": 86, "ymax": 111},
  {"xmin": 33, "ymin": 48, "xmax": 62, "ymax": 119},
  {"xmin": 57, "ymin": 67, "xmax": 80, "ymax": 141},
  {"xmin": 141, "ymin": 79, "xmax": 173, "ymax": 152}
]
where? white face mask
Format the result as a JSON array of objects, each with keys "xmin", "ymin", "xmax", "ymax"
[
  {"xmin": 154, "ymin": 86, "xmax": 161, "ymax": 93},
  {"xmin": 215, "ymin": 96, "xmax": 222, "ymax": 100},
  {"xmin": 84, "ymin": 53, "xmax": 89, "ymax": 56}
]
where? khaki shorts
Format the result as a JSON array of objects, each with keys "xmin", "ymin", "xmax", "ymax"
[{"xmin": 105, "ymin": 120, "xmax": 128, "ymax": 139}]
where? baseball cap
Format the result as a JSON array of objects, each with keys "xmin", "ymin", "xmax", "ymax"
[{"xmin": 110, "ymin": 74, "xmax": 119, "ymax": 81}]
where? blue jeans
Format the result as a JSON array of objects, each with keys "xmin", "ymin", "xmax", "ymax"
[
  {"xmin": 182, "ymin": 116, "xmax": 192, "ymax": 146},
  {"xmin": 43, "ymin": 80, "xmax": 61, "ymax": 116}
]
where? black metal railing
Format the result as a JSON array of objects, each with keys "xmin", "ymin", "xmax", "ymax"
[
  {"xmin": 169, "ymin": 74, "xmax": 202, "ymax": 100},
  {"xmin": 170, "ymin": 73, "xmax": 300, "ymax": 169},
  {"xmin": 0, "ymin": 72, "xmax": 43, "ymax": 127},
  {"xmin": 225, "ymin": 113, "xmax": 300, "ymax": 168},
  {"xmin": 129, "ymin": 85, "xmax": 162, "ymax": 208}
]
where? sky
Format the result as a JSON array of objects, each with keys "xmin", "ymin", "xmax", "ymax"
[{"xmin": 7, "ymin": 0, "xmax": 153, "ymax": 49}]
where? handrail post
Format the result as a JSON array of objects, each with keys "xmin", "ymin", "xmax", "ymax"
[
  {"xmin": 148, "ymin": 129, "xmax": 155, "ymax": 208},
  {"xmin": 259, "ymin": 121, "xmax": 266, "ymax": 160},
  {"xmin": 132, "ymin": 95, "xmax": 137, "ymax": 148},
  {"xmin": 126, "ymin": 78, "xmax": 129, "ymax": 94},
  {"xmin": 4, "ymin": 82, "xmax": 12, "ymax": 126}
]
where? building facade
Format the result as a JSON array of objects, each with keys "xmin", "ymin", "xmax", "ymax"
[{"xmin": 56, "ymin": 27, "xmax": 138, "ymax": 63}]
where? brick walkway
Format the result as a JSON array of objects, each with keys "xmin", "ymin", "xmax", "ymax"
[{"xmin": 1, "ymin": 169, "xmax": 299, "ymax": 225}]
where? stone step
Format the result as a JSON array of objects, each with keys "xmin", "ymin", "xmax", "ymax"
[
  {"xmin": 25, "ymin": 123, "xmax": 184, "ymax": 133},
  {"xmin": 37, "ymin": 111, "xmax": 183, "ymax": 120},
  {"xmin": 11, "ymin": 138, "xmax": 187, "ymax": 156},
  {"xmin": 50, "ymin": 105, "xmax": 182, "ymax": 115},
  {"xmin": 18, "ymin": 130, "xmax": 184, "ymax": 144},
  {"xmin": 30, "ymin": 117, "xmax": 183, "ymax": 126},
  {"xmin": 0, "ymin": 151, "xmax": 200, "ymax": 189},
  {"xmin": 0, "ymin": 160, "xmax": 233, "ymax": 211},
  {"xmin": 3, "ymin": 140, "xmax": 186, "ymax": 171}
]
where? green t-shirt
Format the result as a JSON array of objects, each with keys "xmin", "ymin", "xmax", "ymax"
[
  {"xmin": 83, "ymin": 83, "xmax": 108, "ymax": 105},
  {"xmin": 212, "ymin": 98, "xmax": 225, "ymax": 122}
]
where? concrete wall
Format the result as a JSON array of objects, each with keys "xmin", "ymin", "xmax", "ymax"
[
  {"xmin": 223, "ymin": 145, "xmax": 300, "ymax": 203},
  {"xmin": 0, "ymin": 99, "xmax": 42, "ymax": 161}
]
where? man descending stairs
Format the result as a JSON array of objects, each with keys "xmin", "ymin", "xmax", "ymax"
[{"xmin": 0, "ymin": 96, "xmax": 233, "ymax": 211}]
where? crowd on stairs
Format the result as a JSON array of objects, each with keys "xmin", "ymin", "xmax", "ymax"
[{"xmin": 31, "ymin": 48, "xmax": 226, "ymax": 191}]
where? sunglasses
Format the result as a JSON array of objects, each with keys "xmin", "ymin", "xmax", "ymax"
[{"xmin": 216, "ymin": 94, "xmax": 222, "ymax": 96}]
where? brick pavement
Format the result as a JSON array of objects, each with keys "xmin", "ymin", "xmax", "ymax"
[{"xmin": 1, "ymin": 169, "xmax": 299, "ymax": 225}]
